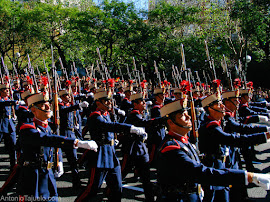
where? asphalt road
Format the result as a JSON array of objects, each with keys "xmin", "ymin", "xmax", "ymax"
[{"xmin": 1, "ymin": 136, "xmax": 270, "ymax": 201}]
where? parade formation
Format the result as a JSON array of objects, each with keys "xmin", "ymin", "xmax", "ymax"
[{"xmin": 0, "ymin": 41, "xmax": 270, "ymax": 202}]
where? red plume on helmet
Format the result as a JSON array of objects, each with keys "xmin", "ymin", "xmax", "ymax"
[
  {"xmin": 196, "ymin": 82, "xmax": 200, "ymax": 86},
  {"xmin": 129, "ymin": 80, "xmax": 134, "ymax": 84},
  {"xmin": 180, "ymin": 80, "xmax": 192, "ymax": 94},
  {"xmin": 108, "ymin": 78, "xmax": 115, "ymax": 88},
  {"xmin": 233, "ymin": 78, "xmax": 241, "ymax": 89},
  {"xmin": 4, "ymin": 76, "xmax": 9, "ymax": 81},
  {"xmin": 140, "ymin": 82, "xmax": 146, "ymax": 89},
  {"xmin": 66, "ymin": 80, "xmax": 72, "ymax": 87},
  {"xmin": 26, "ymin": 76, "xmax": 33, "ymax": 85},
  {"xmin": 92, "ymin": 78, "xmax": 96, "ymax": 82},
  {"xmin": 247, "ymin": 81, "xmax": 253, "ymax": 89},
  {"xmin": 211, "ymin": 80, "xmax": 221, "ymax": 92},
  {"xmin": 41, "ymin": 76, "xmax": 48, "ymax": 86}
]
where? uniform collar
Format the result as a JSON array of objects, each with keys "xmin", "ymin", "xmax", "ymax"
[
  {"xmin": 33, "ymin": 117, "xmax": 48, "ymax": 128},
  {"xmin": 131, "ymin": 109, "xmax": 141, "ymax": 114},
  {"xmin": 62, "ymin": 101, "xmax": 70, "ymax": 106},
  {"xmin": 96, "ymin": 108, "xmax": 109, "ymax": 116},
  {"xmin": 168, "ymin": 131, "xmax": 189, "ymax": 144}
]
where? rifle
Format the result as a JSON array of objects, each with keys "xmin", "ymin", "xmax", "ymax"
[
  {"xmin": 1, "ymin": 57, "xmax": 16, "ymax": 118},
  {"xmin": 27, "ymin": 54, "xmax": 39, "ymax": 92},
  {"xmin": 0, "ymin": 57, "xmax": 5, "ymax": 83},
  {"xmin": 140, "ymin": 65, "xmax": 146, "ymax": 81},
  {"xmin": 204, "ymin": 40, "xmax": 217, "ymax": 80},
  {"xmin": 51, "ymin": 45, "xmax": 61, "ymax": 170},
  {"xmin": 154, "ymin": 61, "xmax": 162, "ymax": 88},
  {"xmin": 188, "ymin": 69, "xmax": 199, "ymax": 148},
  {"xmin": 73, "ymin": 61, "xmax": 81, "ymax": 94}
]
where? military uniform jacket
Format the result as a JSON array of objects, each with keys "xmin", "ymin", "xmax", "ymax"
[
  {"xmin": 85, "ymin": 109, "xmax": 132, "ymax": 168},
  {"xmin": 149, "ymin": 102, "xmax": 165, "ymax": 144},
  {"xmin": 120, "ymin": 97, "xmax": 132, "ymax": 114},
  {"xmin": 157, "ymin": 132, "xmax": 246, "ymax": 201},
  {"xmin": 59, "ymin": 102, "xmax": 80, "ymax": 138},
  {"xmin": 0, "ymin": 97, "xmax": 16, "ymax": 133},
  {"xmin": 124, "ymin": 109, "xmax": 163, "ymax": 161},
  {"xmin": 16, "ymin": 105, "xmax": 34, "ymax": 131},
  {"xmin": 239, "ymin": 103, "xmax": 268, "ymax": 118},
  {"xmin": 223, "ymin": 111, "xmax": 267, "ymax": 169},
  {"xmin": 199, "ymin": 115, "xmax": 267, "ymax": 176},
  {"xmin": 17, "ymin": 118, "xmax": 75, "ymax": 198},
  {"xmin": 199, "ymin": 115, "xmax": 267, "ymax": 164}
]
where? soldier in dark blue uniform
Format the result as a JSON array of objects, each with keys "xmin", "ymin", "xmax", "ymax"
[
  {"xmin": 76, "ymin": 90, "xmax": 148, "ymax": 202},
  {"xmin": 0, "ymin": 90, "xmax": 34, "ymax": 196},
  {"xmin": 12, "ymin": 79, "xmax": 21, "ymax": 101},
  {"xmin": 17, "ymin": 92, "xmax": 98, "ymax": 201},
  {"xmin": 58, "ymin": 89, "xmax": 89, "ymax": 188},
  {"xmin": 0, "ymin": 84, "xmax": 17, "ymax": 170},
  {"xmin": 222, "ymin": 90, "xmax": 270, "ymax": 201},
  {"xmin": 199, "ymin": 90, "xmax": 270, "ymax": 202},
  {"xmin": 148, "ymin": 87, "xmax": 166, "ymax": 164},
  {"xmin": 157, "ymin": 99, "xmax": 270, "ymax": 202},
  {"xmin": 121, "ymin": 93, "xmax": 164, "ymax": 202},
  {"xmin": 120, "ymin": 86, "xmax": 133, "ymax": 115}
]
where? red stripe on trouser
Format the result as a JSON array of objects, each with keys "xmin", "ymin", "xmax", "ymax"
[
  {"xmin": 121, "ymin": 154, "xmax": 128, "ymax": 172},
  {"xmin": 76, "ymin": 167, "xmax": 96, "ymax": 202},
  {"xmin": 0, "ymin": 164, "xmax": 18, "ymax": 192},
  {"xmin": 148, "ymin": 144, "xmax": 156, "ymax": 163},
  {"xmin": 77, "ymin": 150, "xmax": 88, "ymax": 164}
]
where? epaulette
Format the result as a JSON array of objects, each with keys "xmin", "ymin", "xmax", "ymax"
[
  {"xmin": 206, "ymin": 120, "xmax": 221, "ymax": 128},
  {"xmin": 89, "ymin": 111, "xmax": 102, "ymax": 118},
  {"xmin": 58, "ymin": 103, "xmax": 64, "ymax": 106},
  {"xmin": 161, "ymin": 139, "xmax": 181, "ymax": 153},
  {"xmin": 244, "ymin": 116, "xmax": 251, "ymax": 124},
  {"xmin": 152, "ymin": 105, "xmax": 161, "ymax": 109},
  {"xmin": 18, "ymin": 106, "xmax": 28, "ymax": 110},
  {"xmin": 20, "ymin": 122, "xmax": 36, "ymax": 130},
  {"xmin": 130, "ymin": 110, "xmax": 140, "ymax": 114}
]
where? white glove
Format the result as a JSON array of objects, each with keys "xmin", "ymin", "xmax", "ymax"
[
  {"xmin": 50, "ymin": 110, "xmax": 54, "ymax": 117},
  {"xmin": 79, "ymin": 101, "xmax": 89, "ymax": 108},
  {"xmin": 146, "ymin": 101, "xmax": 153, "ymax": 106},
  {"xmin": 266, "ymin": 102, "xmax": 270, "ymax": 107},
  {"xmin": 197, "ymin": 107, "xmax": 205, "ymax": 113},
  {"xmin": 259, "ymin": 115, "xmax": 269, "ymax": 123},
  {"xmin": 267, "ymin": 127, "xmax": 270, "ymax": 132},
  {"xmin": 130, "ymin": 126, "xmax": 148, "ymax": 141},
  {"xmin": 12, "ymin": 115, "xmax": 17, "ymax": 121},
  {"xmin": 58, "ymin": 98, "xmax": 62, "ymax": 103},
  {"xmin": 75, "ymin": 124, "xmax": 80, "ymax": 130},
  {"xmin": 114, "ymin": 139, "xmax": 119, "ymax": 146},
  {"xmin": 54, "ymin": 161, "xmax": 64, "ymax": 178},
  {"xmin": 17, "ymin": 100, "xmax": 25, "ymax": 105},
  {"xmin": 252, "ymin": 173, "xmax": 270, "ymax": 190},
  {"xmin": 118, "ymin": 109, "xmax": 126, "ymax": 116},
  {"xmin": 130, "ymin": 125, "xmax": 145, "ymax": 135},
  {"xmin": 77, "ymin": 140, "xmax": 98, "ymax": 152}
]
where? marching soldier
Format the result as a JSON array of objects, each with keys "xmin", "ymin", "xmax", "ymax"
[
  {"xmin": 0, "ymin": 84, "xmax": 17, "ymax": 170},
  {"xmin": 17, "ymin": 92, "xmax": 98, "ymax": 201},
  {"xmin": 148, "ymin": 87, "xmax": 166, "ymax": 164},
  {"xmin": 198, "ymin": 89, "xmax": 270, "ymax": 202},
  {"xmin": 121, "ymin": 92, "xmax": 164, "ymax": 202},
  {"xmin": 222, "ymin": 90, "xmax": 270, "ymax": 201},
  {"xmin": 157, "ymin": 99, "xmax": 270, "ymax": 202},
  {"xmin": 76, "ymin": 90, "xmax": 148, "ymax": 202},
  {"xmin": 58, "ymin": 89, "xmax": 89, "ymax": 188}
]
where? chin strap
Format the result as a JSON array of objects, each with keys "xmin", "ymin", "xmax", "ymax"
[
  {"xmin": 209, "ymin": 106, "xmax": 224, "ymax": 114},
  {"xmin": 171, "ymin": 118, "xmax": 192, "ymax": 129},
  {"xmin": 228, "ymin": 99, "xmax": 238, "ymax": 109},
  {"xmin": 33, "ymin": 106, "xmax": 51, "ymax": 113}
]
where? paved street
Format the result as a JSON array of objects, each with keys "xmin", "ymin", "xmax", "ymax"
[{"xmin": 1, "ymin": 137, "xmax": 270, "ymax": 201}]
